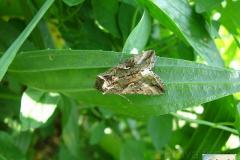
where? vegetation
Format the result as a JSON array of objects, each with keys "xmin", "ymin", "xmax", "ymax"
[{"xmin": 0, "ymin": 0, "xmax": 240, "ymax": 159}]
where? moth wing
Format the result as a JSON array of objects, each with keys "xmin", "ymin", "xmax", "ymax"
[
  {"xmin": 121, "ymin": 72, "xmax": 164, "ymax": 95},
  {"xmin": 133, "ymin": 50, "xmax": 156, "ymax": 70},
  {"xmin": 116, "ymin": 50, "xmax": 156, "ymax": 70}
]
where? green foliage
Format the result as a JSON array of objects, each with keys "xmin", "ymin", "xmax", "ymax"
[
  {"xmin": 7, "ymin": 50, "xmax": 240, "ymax": 118},
  {"xmin": 141, "ymin": 0, "xmax": 224, "ymax": 66},
  {"xmin": 0, "ymin": 132, "xmax": 25, "ymax": 160},
  {"xmin": 120, "ymin": 140, "xmax": 145, "ymax": 160},
  {"xmin": 148, "ymin": 115, "xmax": 173, "ymax": 150},
  {"xmin": 90, "ymin": 121, "xmax": 106, "ymax": 145},
  {"xmin": 20, "ymin": 88, "xmax": 60, "ymax": 130},
  {"xmin": 195, "ymin": 0, "xmax": 222, "ymax": 13},
  {"xmin": 0, "ymin": 0, "xmax": 240, "ymax": 159},
  {"xmin": 122, "ymin": 10, "xmax": 151, "ymax": 53},
  {"xmin": 63, "ymin": 0, "xmax": 85, "ymax": 6},
  {"xmin": 0, "ymin": 0, "xmax": 54, "ymax": 80},
  {"xmin": 220, "ymin": 0, "xmax": 240, "ymax": 36},
  {"xmin": 92, "ymin": 0, "xmax": 120, "ymax": 37}
]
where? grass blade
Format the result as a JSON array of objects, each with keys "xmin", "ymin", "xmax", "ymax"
[{"xmin": 0, "ymin": 0, "xmax": 54, "ymax": 81}]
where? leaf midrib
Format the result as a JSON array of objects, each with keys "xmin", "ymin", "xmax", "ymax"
[{"xmin": 8, "ymin": 64, "xmax": 234, "ymax": 72}]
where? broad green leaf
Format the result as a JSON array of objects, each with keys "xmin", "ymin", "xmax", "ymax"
[
  {"xmin": 220, "ymin": 0, "xmax": 240, "ymax": 35},
  {"xmin": 0, "ymin": 20, "xmax": 35, "ymax": 52},
  {"xmin": 206, "ymin": 20, "xmax": 220, "ymax": 39},
  {"xmin": 0, "ymin": 0, "xmax": 23, "ymax": 16},
  {"xmin": 0, "ymin": 0, "xmax": 54, "ymax": 81},
  {"xmin": 92, "ymin": 0, "xmax": 120, "ymax": 37},
  {"xmin": 20, "ymin": 88, "xmax": 60, "ymax": 130},
  {"xmin": 120, "ymin": 140, "xmax": 144, "ymax": 160},
  {"xmin": 149, "ymin": 35, "xmax": 194, "ymax": 60},
  {"xmin": 222, "ymin": 41, "xmax": 238, "ymax": 67},
  {"xmin": 120, "ymin": 0, "xmax": 138, "ymax": 7},
  {"xmin": 169, "ymin": 125, "xmax": 194, "ymax": 149},
  {"xmin": 58, "ymin": 145, "xmax": 80, "ymax": 160},
  {"xmin": 195, "ymin": 0, "xmax": 222, "ymax": 13},
  {"xmin": 237, "ymin": 154, "xmax": 240, "ymax": 160},
  {"xmin": 0, "ymin": 86, "xmax": 20, "ymax": 122},
  {"xmin": 9, "ymin": 50, "xmax": 240, "ymax": 118},
  {"xmin": 90, "ymin": 121, "xmax": 106, "ymax": 145},
  {"xmin": 0, "ymin": 132, "xmax": 25, "ymax": 160},
  {"xmin": 14, "ymin": 132, "xmax": 32, "ymax": 154},
  {"xmin": 118, "ymin": 3, "xmax": 136, "ymax": 41},
  {"xmin": 148, "ymin": 115, "xmax": 172, "ymax": 150},
  {"xmin": 99, "ymin": 133, "xmax": 122, "ymax": 159},
  {"xmin": 122, "ymin": 10, "xmax": 151, "ymax": 53},
  {"xmin": 63, "ymin": 0, "xmax": 85, "ymax": 6},
  {"xmin": 60, "ymin": 96, "xmax": 83, "ymax": 158},
  {"xmin": 181, "ymin": 97, "xmax": 236, "ymax": 160},
  {"xmin": 140, "ymin": 0, "xmax": 224, "ymax": 66},
  {"xmin": 63, "ymin": 20, "xmax": 112, "ymax": 50}
]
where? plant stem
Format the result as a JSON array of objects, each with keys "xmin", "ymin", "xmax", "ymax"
[{"xmin": 171, "ymin": 112, "xmax": 239, "ymax": 135}]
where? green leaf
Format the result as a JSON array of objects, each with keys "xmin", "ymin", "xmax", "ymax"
[
  {"xmin": 63, "ymin": 20, "xmax": 112, "ymax": 50},
  {"xmin": 120, "ymin": 0, "xmax": 138, "ymax": 7},
  {"xmin": 122, "ymin": 10, "xmax": 151, "ymax": 53},
  {"xmin": 20, "ymin": 88, "xmax": 59, "ymax": 130},
  {"xmin": 120, "ymin": 140, "xmax": 144, "ymax": 160},
  {"xmin": 0, "ymin": 0, "xmax": 54, "ymax": 81},
  {"xmin": 60, "ymin": 96, "xmax": 83, "ymax": 158},
  {"xmin": 205, "ymin": 20, "xmax": 220, "ymax": 39},
  {"xmin": 14, "ymin": 132, "xmax": 32, "ymax": 154},
  {"xmin": 90, "ymin": 121, "xmax": 106, "ymax": 145},
  {"xmin": 180, "ymin": 97, "xmax": 236, "ymax": 159},
  {"xmin": 0, "ymin": 1, "xmax": 23, "ymax": 16},
  {"xmin": 0, "ymin": 86, "xmax": 20, "ymax": 122},
  {"xmin": 0, "ymin": 20, "xmax": 35, "ymax": 51},
  {"xmin": 63, "ymin": 0, "xmax": 85, "ymax": 6},
  {"xmin": 92, "ymin": 0, "xmax": 120, "ymax": 37},
  {"xmin": 9, "ymin": 50, "xmax": 240, "ymax": 118},
  {"xmin": 140, "ymin": 0, "xmax": 224, "ymax": 66},
  {"xmin": 99, "ymin": 133, "xmax": 122, "ymax": 159},
  {"xmin": 118, "ymin": 3, "xmax": 136, "ymax": 41},
  {"xmin": 0, "ymin": 132, "xmax": 25, "ymax": 160},
  {"xmin": 58, "ymin": 145, "xmax": 80, "ymax": 160},
  {"xmin": 223, "ymin": 41, "xmax": 238, "ymax": 67},
  {"xmin": 195, "ymin": 0, "xmax": 222, "ymax": 13},
  {"xmin": 235, "ymin": 103, "xmax": 240, "ymax": 133},
  {"xmin": 220, "ymin": 0, "xmax": 240, "ymax": 35},
  {"xmin": 148, "ymin": 115, "xmax": 172, "ymax": 150},
  {"xmin": 20, "ymin": 0, "xmax": 55, "ymax": 49}
]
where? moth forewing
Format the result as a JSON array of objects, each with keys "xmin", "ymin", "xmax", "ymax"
[{"xmin": 95, "ymin": 50, "xmax": 165, "ymax": 95}]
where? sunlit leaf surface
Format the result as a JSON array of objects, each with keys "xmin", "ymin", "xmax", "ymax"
[{"xmin": 20, "ymin": 88, "xmax": 59, "ymax": 130}]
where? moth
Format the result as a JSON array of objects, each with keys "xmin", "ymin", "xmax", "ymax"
[{"xmin": 95, "ymin": 50, "xmax": 164, "ymax": 95}]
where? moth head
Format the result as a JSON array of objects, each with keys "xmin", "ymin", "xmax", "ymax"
[{"xmin": 95, "ymin": 74, "xmax": 112, "ymax": 92}]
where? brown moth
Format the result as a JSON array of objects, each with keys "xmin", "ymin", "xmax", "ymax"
[{"xmin": 95, "ymin": 50, "xmax": 164, "ymax": 95}]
